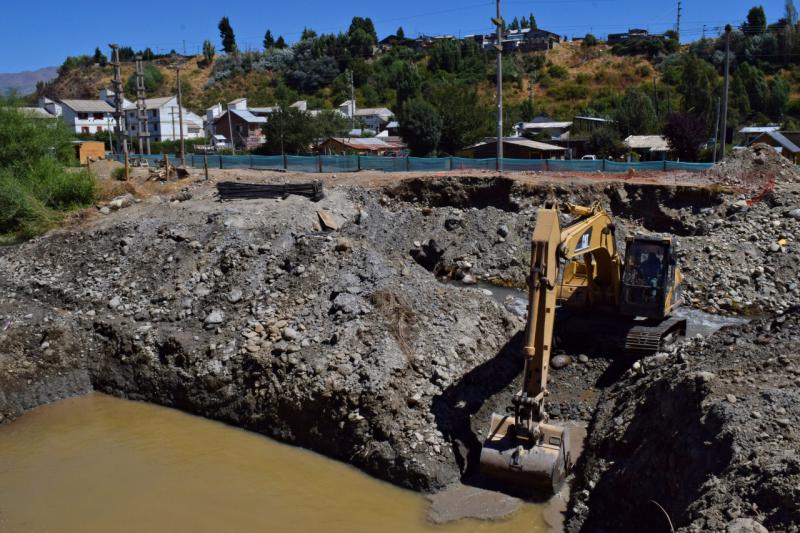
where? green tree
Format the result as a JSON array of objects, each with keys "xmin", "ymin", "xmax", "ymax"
[
  {"xmin": 737, "ymin": 63, "xmax": 769, "ymax": 114},
  {"xmin": 614, "ymin": 88, "xmax": 658, "ymax": 136},
  {"xmin": 664, "ymin": 112, "xmax": 706, "ymax": 161},
  {"xmin": 392, "ymin": 61, "xmax": 421, "ymax": 107},
  {"xmin": 678, "ymin": 54, "xmax": 718, "ymax": 128},
  {"xmin": 218, "ymin": 16, "xmax": 237, "ymax": 54},
  {"xmin": 428, "ymin": 39, "xmax": 462, "ymax": 72},
  {"xmin": 396, "ymin": 26, "xmax": 405, "ymax": 40},
  {"xmin": 125, "ymin": 64, "xmax": 165, "ymax": 94},
  {"xmin": 509, "ymin": 17, "xmax": 520, "ymax": 31},
  {"xmin": 313, "ymin": 109, "xmax": 350, "ymax": 142},
  {"xmin": 529, "ymin": 14, "xmax": 537, "ymax": 30},
  {"xmin": 348, "ymin": 17, "xmax": 377, "ymax": 57},
  {"xmin": 93, "ymin": 47, "xmax": 107, "ymax": 67},
  {"xmin": 301, "ymin": 27, "xmax": 317, "ymax": 40},
  {"xmin": 399, "ymin": 99, "xmax": 442, "ymax": 156},
  {"xmin": 202, "ymin": 40, "xmax": 215, "ymax": 65},
  {"xmin": 260, "ymin": 107, "xmax": 316, "ymax": 154},
  {"xmin": 349, "ymin": 17, "xmax": 377, "ymax": 42},
  {"xmin": 582, "ymin": 34, "xmax": 598, "ymax": 47},
  {"xmin": 586, "ymin": 128, "xmax": 625, "ymax": 159},
  {"xmin": 767, "ymin": 76, "xmax": 790, "ymax": 119},
  {"xmin": 263, "ymin": 30, "xmax": 275, "ymax": 49},
  {"xmin": 428, "ymin": 82, "xmax": 492, "ymax": 154},
  {"xmin": 275, "ymin": 36, "xmax": 287, "ymax": 49},
  {"xmin": 348, "ymin": 28, "xmax": 375, "ymax": 57},
  {"xmin": 743, "ymin": 6, "xmax": 767, "ymax": 34}
]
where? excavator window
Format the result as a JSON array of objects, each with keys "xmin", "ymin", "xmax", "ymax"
[
  {"xmin": 576, "ymin": 229, "xmax": 592, "ymax": 251},
  {"xmin": 624, "ymin": 242, "xmax": 666, "ymax": 287},
  {"xmin": 622, "ymin": 240, "xmax": 669, "ymax": 309}
]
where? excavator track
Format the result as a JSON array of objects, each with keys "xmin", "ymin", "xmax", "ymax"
[{"xmin": 624, "ymin": 317, "xmax": 687, "ymax": 357}]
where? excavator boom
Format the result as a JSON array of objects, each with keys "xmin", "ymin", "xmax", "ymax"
[{"xmin": 480, "ymin": 207, "xmax": 571, "ymax": 492}]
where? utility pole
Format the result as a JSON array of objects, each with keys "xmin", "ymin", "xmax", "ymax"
[
  {"xmin": 348, "ymin": 69, "xmax": 356, "ymax": 132},
  {"xmin": 227, "ymin": 102, "xmax": 236, "ymax": 155},
  {"xmin": 172, "ymin": 57, "xmax": 186, "ymax": 166},
  {"xmin": 702, "ymin": 24, "xmax": 707, "ymax": 40},
  {"xmin": 109, "ymin": 44, "xmax": 129, "ymax": 178},
  {"xmin": 676, "ymin": 0, "xmax": 682, "ymax": 41},
  {"xmin": 107, "ymin": 117, "xmax": 114, "ymax": 154},
  {"xmin": 720, "ymin": 25, "xmax": 732, "ymax": 160},
  {"xmin": 493, "ymin": 0, "xmax": 504, "ymax": 174},
  {"xmin": 653, "ymin": 75, "xmax": 659, "ymax": 119},
  {"xmin": 135, "ymin": 56, "xmax": 151, "ymax": 155},
  {"xmin": 528, "ymin": 74, "xmax": 535, "ymax": 119},
  {"xmin": 170, "ymin": 107, "xmax": 177, "ymax": 141},
  {"xmin": 712, "ymin": 97, "xmax": 721, "ymax": 163}
]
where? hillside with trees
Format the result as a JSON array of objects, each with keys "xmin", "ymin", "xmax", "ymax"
[{"xmin": 34, "ymin": 3, "xmax": 800, "ymax": 159}]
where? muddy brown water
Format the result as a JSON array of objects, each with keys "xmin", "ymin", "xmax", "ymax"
[{"xmin": 0, "ymin": 394, "xmax": 560, "ymax": 533}]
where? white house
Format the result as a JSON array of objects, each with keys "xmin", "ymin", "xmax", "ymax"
[
  {"xmin": 57, "ymin": 99, "xmax": 116, "ymax": 135},
  {"xmin": 338, "ymin": 100, "xmax": 395, "ymax": 132},
  {"xmin": 124, "ymin": 96, "xmax": 204, "ymax": 142},
  {"xmin": 37, "ymin": 97, "xmax": 62, "ymax": 117}
]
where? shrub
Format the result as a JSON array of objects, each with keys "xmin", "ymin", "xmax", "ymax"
[
  {"xmin": 548, "ymin": 64, "xmax": 568, "ymax": 79},
  {"xmin": 582, "ymin": 34, "xmax": 599, "ymax": 47},
  {"xmin": 0, "ymin": 105, "xmax": 95, "ymax": 239}
]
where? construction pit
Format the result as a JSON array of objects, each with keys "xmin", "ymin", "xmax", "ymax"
[{"xmin": 1, "ymin": 145, "xmax": 799, "ymax": 532}]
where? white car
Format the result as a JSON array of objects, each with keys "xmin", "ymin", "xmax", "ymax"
[{"xmin": 581, "ymin": 155, "xmax": 597, "ymax": 160}]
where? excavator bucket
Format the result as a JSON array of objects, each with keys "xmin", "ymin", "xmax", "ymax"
[{"xmin": 479, "ymin": 413, "xmax": 570, "ymax": 493}]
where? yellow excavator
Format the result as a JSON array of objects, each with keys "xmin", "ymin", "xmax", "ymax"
[{"xmin": 479, "ymin": 202, "xmax": 685, "ymax": 492}]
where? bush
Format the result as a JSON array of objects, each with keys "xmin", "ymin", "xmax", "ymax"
[
  {"xmin": 0, "ymin": 105, "xmax": 95, "ymax": 239},
  {"xmin": 548, "ymin": 64, "xmax": 568, "ymax": 79}
]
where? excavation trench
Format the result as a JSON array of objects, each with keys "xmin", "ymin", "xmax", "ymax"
[{"xmin": 1, "ymin": 174, "xmax": 796, "ymax": 532}]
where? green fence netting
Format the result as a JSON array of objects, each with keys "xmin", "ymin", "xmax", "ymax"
[{"xmin": 111, "ymin": 154, "xmax": 713, "ymax": 174}]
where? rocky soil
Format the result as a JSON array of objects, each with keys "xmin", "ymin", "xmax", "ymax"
[
  {"xmin": 2, "ymin": 150, "xmax": 799, "ymax": 529},
  {"xmin": 567, "ymin": 309, "xmax": 800, "ymax": 533},
  {"xmin": 704, "ymin": 143, "xmax": 800, "ymax": 190}
]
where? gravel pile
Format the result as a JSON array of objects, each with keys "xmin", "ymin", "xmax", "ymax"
[
  {"xmin": 704, "ymin": 143, "xmax": 800, "ymax": 190},
  {"xmin": 677, "ymin": 182, "xmax": 800, "ymax": 316}
]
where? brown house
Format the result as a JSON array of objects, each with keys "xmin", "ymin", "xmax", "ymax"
[
  {"xmin": 317, "ymin": 137, "xmax": 406, "ymax": 156},
  {"xmin": 214, "ymin": 109, "xmax": 267, "ymax": 149},
  {"xmin": 458, "ymin": 138, "xmax": 565, "ymax": 159}
]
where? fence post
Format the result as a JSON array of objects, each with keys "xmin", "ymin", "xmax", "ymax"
[
  {"xmin": 219, "ymin": 155, "xmax": 223, "ymax": 169},
  {"xmin": 545, "ymin": 159, "xmax": 549, "ymax": 172},
  {"xmin": 602, "ymin": 159, "xmax": 606, "ymax": 172},
  {"xmin": 283, "ymin": 154, "xmax": 288, "ymax": 170},
  {"xmin": 663, "ymin": 160, "xmax": 667, "ymax": 172},
  {"xmin": 449, "ymin": 157, "xmax": 454, "ymax": 171},
  {"xmin": 357, "ymin": 155, "xmax": 361, "ymax": 171},
  {"xmin": 406, "ymin": 156, "xmax": 410, "ymax": 172},
  {"xmin": 203, "ymin": 151, "xmax": 209, "ymax": 181},
  {"xmin": 250, "ymin": 155, "xmax": 254, "ymax": 169},
  {"xmin": 318, "ymin": 154, "xmax": 323, "ymax": 173}
]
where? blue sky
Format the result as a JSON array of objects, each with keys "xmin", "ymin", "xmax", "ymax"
[{"xmin": 0, "ymin": 0, "xmax": 787, "ymax": 72}]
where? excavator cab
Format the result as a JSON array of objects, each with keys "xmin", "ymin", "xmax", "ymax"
[{"xmin": 620, "ymin": 235, "xmax": 681, "ymax": 319}]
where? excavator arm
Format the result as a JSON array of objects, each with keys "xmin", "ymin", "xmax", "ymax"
[{"xmin": 479, "ymin": 203, "xmax": 621, "ymax": 492}]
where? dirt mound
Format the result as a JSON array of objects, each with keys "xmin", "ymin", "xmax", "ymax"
[
  {"xmin": 568, "ymin": 309, "xmax": 800, "ymax": 532},
  {"xmin": 704, "ymin": 144, "xmax": 800, "ymax": 190}
]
